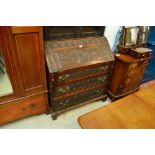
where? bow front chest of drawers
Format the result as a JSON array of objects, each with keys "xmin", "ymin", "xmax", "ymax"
[
  {"xmin": 108, "ymin": 53, "xmax": 151, "ymax": 101},
  {"xmin": 45, "ymin": 37, "xmax": 115, "ymax": 119}
]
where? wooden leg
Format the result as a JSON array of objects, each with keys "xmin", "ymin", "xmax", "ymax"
[
  {"xmin": 45, "ymin": 108, "xmax": 50, "ymax": 115},
  {"xmin": 101, "ymin": 96, "xmax": 107, "ymax": 102},
  {"xmin": 46, "ymin": 111, "xmax": 50, "ymax": 115},
  {"xmin": 111, "ymin": 98, "xmax": 116, "ymax": 102},
  {"xmin": 51, "ymin": 113, "xmax": 57, "ymax": 120}
]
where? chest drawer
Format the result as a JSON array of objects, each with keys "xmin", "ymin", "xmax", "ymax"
[
  {"xmin": 54, "ymin": 74, "xmax": 108, "ymax": 96},
  {"xmin": 55, "ymin": 64, "xmax": 110, "ymax": 85},
  {"xmin": 119, "ymin": 60, "xmax": 148, "ymax": 88},
  {"xmin": 53, "ymin": 87, "xmax": 105, "ymax": 111},
  {"xmin": 129, "ymin": 48, "xmax": 152, "ymax": 59},
  {"xmin": 120, "ymin": 72, "xmax": 143, "ymax": 90},
  {"xmin": 119, "ymin": 83, "xmax": 139, "ymax": 95}
]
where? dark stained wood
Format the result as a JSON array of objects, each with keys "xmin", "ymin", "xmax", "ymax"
[
  {"xmin": 54, "ymin": 68, "xmax": 110, "ymax": 86},
  {"xmin": 45, "ymin": 37, "xmax": 114, "ymax": 118},
  {"xmin": 78, "ymin": 84, "xmax": 155, "ymax": 129},
  {"xmin": 50, "ymin": 95, "xmax": 107, "ymax": 120},
  {"xmin": 0, "ymin": 26, "xmax": 49, "ymax": 125},
  {"xmin": 53, "ymin": 84, "xmax": 106, "ymax": 100}
]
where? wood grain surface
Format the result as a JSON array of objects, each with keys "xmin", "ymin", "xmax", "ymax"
[{"xmin": 78, "ymin": 84, "xmax": 155, "ymax": 129}]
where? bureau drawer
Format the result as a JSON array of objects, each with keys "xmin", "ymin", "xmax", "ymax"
[
  {"xmin": 54, "ymin": 74, "xmax": 108, "ymax": 96},
  {"xmin": 55, "ymin": 64, "xmax": 110, "ymax": 84},
  {"xmin": 52, "ymin": 87, "xmax": 105, "ymax": 111}
]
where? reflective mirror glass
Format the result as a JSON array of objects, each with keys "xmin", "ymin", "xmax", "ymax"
[
  {"xmin": 125, "ymin": 27, "xmax": 139, "ymax": 46},
  {"xmin": 0, "ymin": 48, "xmax": 13, "ymax": 97},
  {"xmin": 138, "ymin": 26, "xmax": 150, "ymax": 44}
]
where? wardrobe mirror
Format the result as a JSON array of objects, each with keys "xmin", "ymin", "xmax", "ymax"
[{"xmin": 0, "ymin": 48, "xmax": 13, "ymax": 97}]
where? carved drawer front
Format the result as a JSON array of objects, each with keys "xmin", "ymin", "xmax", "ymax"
[
  {"xmin": 119, "ymin": 83, "xmax": 139, "ymax": 95},
  {"xmin": 128, "ymin": 62, "xmax": 138, "ymax": 69},
  {"xmin": 120, "ymin": 61, "xmax": 147, "ymax": 88},
  {"xmin": 123, "ymin": 67, "xmax": 147, "ymax": 87},
  {"xmin": 121, "ymin": 74, "xmax": 141, "ymax": 89},
  {"xmin": 53, "ymin": 87, "xmax": 105, "ymax": 111},
  {"xmin": 54, "ymin": 74, "xmax": 108, "ymax": 96},
  {"xmin": 127, "ymin": 60, "xmax": 149, "ymax": 71},
  {"xmin": 56, "ymin": 64, "xmax": 110, "ymax": 84},
  {"xmin": 138, "ymin": 59, "xmax": 150, "ymax": 67},
  {"xmin": 142, "ymin": 60, "xmax": 150, "ymax": 67}
]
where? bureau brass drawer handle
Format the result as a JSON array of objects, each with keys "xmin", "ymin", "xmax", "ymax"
[
  {"xmin": 66, "ymin": 86, "xmax": 70, "ymax": 90},
  {"xmin": 98, "ymin": 76, "xmax": 107, "ymax": 82},
  {"xmin": 98, "ymin": 77, "xmax": 105, "ymax": 82},
  {"xmin": 96, "ymin": 90, "xmax": 102, "ymax": 93},
  {"xmin": 59, "ymin": 100, "xmax": 69, "ymax": 106},
  {"xmin": 100, "ymin": 65, "xmax": 108, "ymax": 70},
  {"xmin": 59, "ymin": 74, "xmax": 70, "ymax": 81},
  {"xmin": 65, "ymin": 74, "xmax": 70, "ymax": 78},
  {"xmin": 100, "ymin": 66, "xmax": 105, "ymax": 70},
  {"xmin": 59, "ymin": 88, "xmax": 66, "ymax": 93},
  {"xmin": 58, "ymin": 86, "xmax": 70, "ymax": 93},
  {"xmin": 59, "ymin": 102, "xmax": 66, "ymax": 106}
]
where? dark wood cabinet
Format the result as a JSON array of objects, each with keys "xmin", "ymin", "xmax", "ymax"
[
  {"xmin": 45, "ymin": 37, "xmax": 114, "ymax": 119},
  {"xmin": 108, "ymin": 53, "xmax": 151, "ymax": 101},
  {"xmin": 0, "ymin": 26, "xmax": 49, "ymax": 125}
]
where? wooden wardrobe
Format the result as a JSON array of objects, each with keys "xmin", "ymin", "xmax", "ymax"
[{"xmin": 0, "ymin": 26, "xmax": 49, "ymax": 125}]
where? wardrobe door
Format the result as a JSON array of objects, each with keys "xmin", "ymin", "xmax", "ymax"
[
  {"xmin": 10, "ymin": 27, "xmax": 47, "ymax": 96},
  {"xmin": 0, "ymin": 27, "xmax": 20, "ymax": 104},
  {"xmin": 0, "ymin": 27, "xmax": 49, "ymax": 125}
]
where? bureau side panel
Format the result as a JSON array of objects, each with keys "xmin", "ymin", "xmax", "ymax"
[{"xmin": 108, "ymin": 59, "xmax": 124, "ymax": 94}]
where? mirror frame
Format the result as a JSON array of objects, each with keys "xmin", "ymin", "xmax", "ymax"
[
  {"xmin": 119, "ymin": 26, "xmax": 150, "ymax": 48},
  {"xmin": 0, "ymin": 27, "xmax": 20, "ymax": 104}
]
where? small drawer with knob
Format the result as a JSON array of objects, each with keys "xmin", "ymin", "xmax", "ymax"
[{"xmin": 129, "ymin": 48, "xmax": 152, "ymax": 59}]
